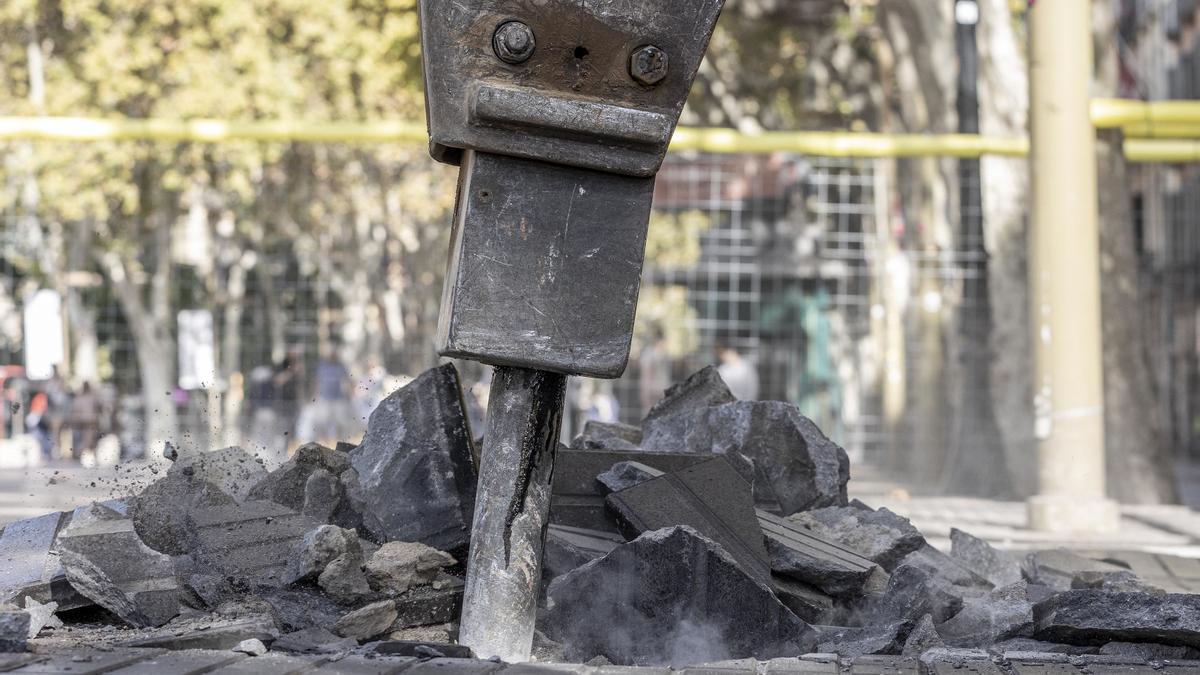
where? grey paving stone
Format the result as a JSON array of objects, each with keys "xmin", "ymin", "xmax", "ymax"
[
  {"xmin": 920, "ymin": 649, "xmax": 1004, "ymax": 675},
  {"xmin": 106, "ymin": 649, "xmax": 247, "ymax": 674},
  {"xmin": 120, "ymin": 617, "xmax": 276, "ymax": 650},
  {"xmin": 401, "ymin": 659, "xmax": 504, "ymax": 673},
  {"xmin": 1156, "ymin": 660, "xmax": 1200, "ymax": 674},
  {"xmin": 846, "ymin": 655, "xmax": 918, "ymax": 674},
  {"xmin": 1007, "ymin": 663, "xmax": 1081, "ymax": 675},
  {"xmin": 680, "ymin": 659, "xmax": 760, "ymax": 673},
  {"xmin": 765, "ymin": 655, "xmax": 840, "ymax": 673},
  {"xmin": 8, "ymin": 648, "xmax": 164, "ymax": 673},
  {"xmin": 760, "ymin": 511, "xmax": 886, "ymax": 598},
  {"xmin": 310, "ymin": 656, "xmax": 416, "ymax": 674},
  {"xmin": 0, "ymin": 653, "xmax": 41, "ymax": 672},
  {"xmin": 0, "ymin": 511, "xmax": 85, "ymax": 610},
  {"xmin": 205, "ymin": 653, "xmax": 324, "ymax": 674},
  {"xmin": 188, "ymin": 499, "xmax": 322, "ymax": 586}
]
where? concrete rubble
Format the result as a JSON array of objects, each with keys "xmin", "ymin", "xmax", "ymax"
[{"xmin": 0, "ymin": 365, "xmax": 1196, "ymax": 675}]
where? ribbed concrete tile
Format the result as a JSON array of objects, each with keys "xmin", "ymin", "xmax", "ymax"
[
  {"xmin": 206, "ymin": 653, "xmax": 324, "ymax": 674},
  {"xmin": 848, "ymin": 655, "xmax": 918, "ymax": 674},
  {"xmin": 312, "ymin": 655, "xmax": 416, "ymax": 674},
  {"xmin": 9, "ymin": 648, "xmax": 164, "ymax": 673},
  {"xmin": 106, "ymin": 649, "xmax": 246, "ymax": 674},
  {"xmin": 403, "ymin": 659, "xmax": 505, "ymax": 673},
  {"xmin": 766, "ymin": 656, "xmax": 840, "ymax": 673}
]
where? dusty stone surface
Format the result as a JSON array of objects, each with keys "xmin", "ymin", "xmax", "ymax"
[
  {"xmin": 364, "ymin": 542, "xmax": 455, "ymax": 595},
  {"xmin": 129, "ymin": 474, "xmax": 235, "ymax": 556},
  {"xmin": 938, "ymin": 582, "xmax": 1034, "ymax": 647},
  {"xmin": 168, "ymin": 446, "xmax": 267, "ymax": 501},
  {"xmin": 285, "ymin": 525, "xmax": 362, "ymax": 585},
  {"xmin": 335, "ymin": 600, "xmax": 398, "ymax": 641},
  {"xmin": 248, "ymin": 443, "xmax": 361, "ymax": 532},
  {"xmin": 902, "ymin": 614, "xmax": 945, "ymax": 656},
  {"xmin": 643, "ymin": 366, "xmax": 737, "ymax": 422},
  {"xmin": 56, "ymin": 503, "xmax": 182, "ymax": 628},
  {"xmin": 0, "ymin": 610, "xmax": 30, "ymax": 652},
  {"xmin": 349, "ymin": 364, "xmax": 478, "ymax": 552},
  {"xmin": 817, "ymin": 621, "xmax": 908, "ymax": 658},
  {"xmin": 546, "ymin": 526, "xmax": 814, "ymax": 666},
  {"xmin": 232, "ymin": 637, "xmax": 268, "ymax": 656},
  {"xmin": 791, "ymin": 506, "xmax": 926, "ymax": 573},
  {"xmin": 1034, "ymin": 590, "xmax": 1200, "ymax": 648},
  {"xmin": 949, "ymin": 529, "xmax": 1022, "ymax": 588},
  {"xmin": 641, "ymin": 401, "xmax": 850, "ymax": 514}
]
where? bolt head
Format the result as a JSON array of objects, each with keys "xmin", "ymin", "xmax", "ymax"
[
  {"xmin": 493, "ymin": 21, "xmax": 535, "ymax": 64},
  {"xmin": 630, "ymin": 45, "xmax": 668, "ymax": 85}
]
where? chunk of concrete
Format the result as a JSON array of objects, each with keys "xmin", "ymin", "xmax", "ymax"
[
  {"xmin": 644, "ymin": 365, "xmax": 736, "ymax": 422},
  {"xmin": 336, "ymin": 600, "xmax": 398, "ymax": 641},
  {"xmin": 0, "ymin": 611, "xmax": 29, "ymax": 652},
  {"xmin": 349, "ymin": 364, "xmax": 478, "ymax": 552},
  {"xmin": 169, "ymin": 446, "xmax": 267, "ymax": 501},
  {"xmin": 188, "ymin": 499, "xmax": 323, "ymax": 586},
  {"xmin": 1071, "ymin": 570, "xmax": 1165, "ymax": 595},
  {"xmin": 817, "ymin": 621, "xmax": 909, "ymax": 659},
  {"xmin": 272, "ymin": 627, "xmax": 357, "ymax": 654},
  {"xmin": 0, "ymin": 511, "xmax": 85, "ymax": 610},
  {"xmin": 546, "ymin": 525, "xmax": 814, "ymax": 666},
  {"xmin": 771, "ymin": 574, "xmax": 835, "ymax": 624},
  {"xmin": 570, "ymin": 421, "xmax": 643, "ymax": 451},
  {"xmin": 285, "ymin": 525, "xmax": 362, "ymax": 585},
  {"xmin": 641, "ymin": 401, "xmax": 850, "ymax": 515},
  {"xmin": 1034, "ymin": 590, "xmax": 1200, "ymax": 648},
  {"xmin": 22, "ymin": 597, "xmax": 60, "ymax": 638},
  {"xmin": 392, "ymin": 574, "xmax": 464, "ymax": 629},
  {"xmin": 1023, "ymin": 549, "xmax": 1128, "ymax": 592},
  {"xmin": 595, "ymin": 461, "xmax": 663, "ymax": 496},
  {"xmin": 364, "ymin": 542, "xmax": 455, "ymax": 595},
  {"xmin": 901, "ymin": 615, "xmax": 945, "ymax": 657},
  {"xmin": 318, "ymin": 553, "xmax": 371, "ymax": 604},
  {"xmin": 760, "ymin": 510, "xmax": 888, "ymax": 598},
  {"xmin": 790, "ymin": 506, "xmax": 926, "ymax": 572},
  {"xmin": 865, "ymin": 564, "xmax": 964, "ymax": 626},
  {"xmin": 938, "ymin": 582, "xmax": 1034, "ymax": 648},
  {"xmin": 55, "ymin": 503, "xmax": 182, "ymax": 627},
  {"xmin": 604, "ymin": 456, "xmax": 772, "ymax": 587},
  {"xmin": 248, "ymin": 443, "xmax": 361, "ymax": 531},
  {"xmin": 949, "ymin": 529, "xmax": 1022, "ymax": 588},
  {"xmin": 121, "ymin": 617, "xmax": 276, "ymax": 650},
  {"xmin": 542, "ymin": 525, "xmax": 624, "ymax": 583},
  {"xmin": 131, "ymin": 473, "xmax": 237, "ymax": 556},
  {"xmin": 256, "ymin": 586, "xmax": 343, "ymax": 633}
]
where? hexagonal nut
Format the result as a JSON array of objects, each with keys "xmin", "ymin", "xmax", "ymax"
[
  {"xmin": 493, "ymin": 21, "xmax": 536, "ymax": 64},
  {"xmin": 630, "ymin": 45, "xmax": 668, "ymax": 85}
]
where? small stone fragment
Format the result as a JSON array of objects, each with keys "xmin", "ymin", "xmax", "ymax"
[
  {"xmin": 301, "ymin": 468, "xmax": 341, "ymax": 524},
  {"xmin": 595, "ymin": 461, "xmax": 662, "ymax": 496},
  {"xmin": 0, "ymin": 610, "xmax": 30, "ymax": 652},
  {"xmin": 949, "ymin": 529, "xmax": 1022, "ymax": 588},
  {"xmin": 349, "ymin": 364, "xmax": 478, "ymax": 551},
  {"xmin": 790, "ymin": 506, "xmax": 926, "ymax": 571},
  {"xmin": 232, "ymin": 638, "xmax": 268, "ymax": 656},
  {"xmin": 865, "ymin": 564, "xmax": 965, "ymax": 626},
  {"xmin": 387, "ymin": 624, "xmax": 453, "ymax": 644},
  {"xmin": 644, "ymin": 365, "xmax": 736, "ymax": 422},
  {"xmin": 168, "ymin": 446, "xmax": 267, "ymax": 501},
  {"xmin": 570, "ymin": 421, "xmax": 643, "ymax": 451},
  {"xmin": 900, "ymin": 545, "xmax": 993, "ymax": 589},
  {"xmin": 817, "ymin": 621, "xmax": 908, "ymax": 659},
  {"xmin": 273, "ymin": 627, "xmax": 356, "ymax": 654},
  {"xmin": 22, "ymin": 597, "xmax": 60, "ymax": 638},
  {"xmin": 248, "ymin": 443, "xmax": 361, "ymax": 531},
  {"xmin": 546, "ymin": 525, "xmax": 814, "ymax": 666},
  {"xmin": 902, "ymin": 614, "xmax": 945, "ymax": 657},
  {"xmin": 1071, "ymin": 570, "xmax": 1164, "ymax": 595},
  {"xmin": 364, "ymin": 541, "xmax": 456, "ymax": 595},
  {"xmin": 1034, "ymin": 590, "xmax": 1200, "ymax": 648},
  {"xmin": 335, "ymin": 600, "xmax": 398, "ymax": 641},
  {"xmin": 55, "ymin": 503, "xmax": 182, "ymax": 628},
  {"xmin": 285, "ymin": 525, "xmax": 362, "ymax": 586},
  {"xmin": 641, "ymin": 401, "xmax": 849, "ymax": 514},
  {"xmin": 318, "ymin": 554, "xmax": 372, "ymax": 604}
]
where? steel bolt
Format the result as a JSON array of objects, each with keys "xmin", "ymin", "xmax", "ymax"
[
  {"xmin": 493, "ymin": 21, "xmax": 536, "ymax": 64},
  {"xmin": 630, "ymin": 45, "xmax": 668, "ymax": 85}
]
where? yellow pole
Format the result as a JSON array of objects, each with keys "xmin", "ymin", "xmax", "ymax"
[{"xmin": 1026, "ymin": 0, "xmax": 1119, "ymax": 533}]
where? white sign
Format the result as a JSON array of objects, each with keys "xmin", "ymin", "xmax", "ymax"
[
  {"xmin": 23, "ymin": 289, "xmax": 64, "ymax": 381},
  {"xmin": 178, "ymin": 309, "xmax": 217, "ymax": 390},
  {"xmin": 956, "ymin": 0, "xmax": 980, "ymax": 26}
]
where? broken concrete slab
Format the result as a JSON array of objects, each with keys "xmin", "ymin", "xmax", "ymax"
[
  {"xmin": 256, "ymin": 586, "xmax": 344, "ymax": 633},
  {"xmin": 570, "ymin": 421, "xmax": 643, "ymax": 451},
  {"xmin": 392, "ymin": 574, "xmax": 463, "ymax": 629},
  {"xmin": 349, "ymin": 364, "xmax": 478, "ymax": 552},
  {"xmin": 817, "ymin": 622, "xmax": 908, "ymax": 659},
  {"xmin": 336, "ymin": 600, "xmax": 398, "ymax": 641},
  {"xmin": 604, "ymin": 456, "xmax": 772, "ymax": 587},
  {"xmin": 771, "ymin": 574, "xmax": 835, "ymax": 624},
  {"xmin": 187, "ymin": 499, "xmax": 323, "ymax": 586},
  {"xmin": 641, "ymin": 401, "xmax": 850, "ymax": 515},
  {"xmin": 949, "ymin": 529, "xmax": 1022, "ymax": 588},
  {"xmin": 1034, "ymin": 590, "xmax": 1200, "ymax": 648},
  {"xmin": 644, "ymin": 365, "xmax": 736, "ymax": 423},
  {"xmin": 865, "ymin": 564, "xmax": 965, "ymax": 626},
  {"xmin": 248, "ymin": 442, "xmax": 362, "ymax": 532},
  {"xmin": 550, "ymin": 448, "xmax": 721, "ymax": 531},
  {"xmin": 546, "ymin": 525, "xmax": 814, "ymax": 666},
  {"xmin": 759, "ymin": 510, "xmax": 887, "ymax": 598},
  {"xmin": 169, "ymin": 446, "xmax": 267, "ymax": 502},
  {"xmin": 361, "ymin": 640, "xmax": 474, "ymax": 659},
  {"xmin": 1023, "ymin": 549, "xmax": 1128, "ymax": 592},
  {"xmin": 542, "ymin": 525, "xmax": 624, "ymax": 583},
  {"xmin": 989, "ymin": 638, "xmax": 1098, "ymax": 656},
  {"xmin": 789, "ymin": 506, "xmax": 926, "ymax": 572},
  {"xmin": 365, "ymin": 542, "xmax": 455, "ymax": 596},
  {"xmin": 1071, "ymin": 570, "xmax": 1164, "ymax": 595},
  {"xmin": 0, "ymin": 511, "xmax": 85, "ymax": 610},
  {"xmin": 121, "ymin": 617, "xmax": 276, "ymax": 651},
  {"xmin": 0, "ymin": 610, "xmax": 29, "ymax": 652},
  {"xmin": 55, "ymin": 503, "xmax": 182, "ymax": 628},
  {"xmin": 938, "ymin": 582, "xmax": 1034, "ymax": 648}
]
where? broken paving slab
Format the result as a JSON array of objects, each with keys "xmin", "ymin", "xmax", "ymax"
[
  {"xmin": 788, "ymin": 506, "xmax": 926, "ymax": 572},
  {"xmin": 542, "ymin": 525, "xmax": 625, "ymax": 583},
  {"xmin": 759, "ymin": 510, "xmax": 887, "ymax": 598},
  {"xmin": 863, "ymin": 564, "xmax": 965, "ymax": 627},
  {"xmin": 392, "ymin": 574, "xmax": 464, "ymax": 629},
  {"xmin": 187, "ymin": 499, "xmax": 323, "ymax": 586},
  {"xmin": 130, "ymin": 472, "xmax": 237, "ymax": 556},
  {"xmin": 569, "ymin": 421, "xmax": 643, "ymax": 451},
  {"xmin": 641, "ymin": 400, "xmax": 849, "ymax": 515},
  {"xmin": 248, "ymin": 442, "xmax": 362, "ymax": 532},
  {"xmin": 1034, "ymin": 590, "xmax": 1200, "ymax": 649},
  {"xmin": 604, "ymin": 456, "xmax": 772, "ymax": 587},
  {"xmin": 938, "ymin": 582, "xmax": 1035, "ymax": 648},
  {"xmin": 771, "ymin": 574, "xmax": 834, "ymax": 624},
  {"xmin": 336, "ymin": 599, "xmax": 398, "ymax": 641},
  {"xmin": 364, "ymin": 542, "xmax": 455, "ymax": 596},
  {"xmin": 643, "ymin": 365, "xmax": 736, "ymax": 423},
  {"xmin": 949, "ymin": 529, "xmax": 1022, "ymax": 588},
  {"xmin": 550, "ymin": 448, "xmax": 722, "ymax": 531},
  {"xmin": 349, "ymin": 364, "xmax": 478, "ymax": 553},
  {"xmin": 0, "ymin": 511, "xmax": 86, "ymax": 611},
  {"xmin": 104, "ymin": 649, "xmax": 248, "ymax": 675},
  {"xmin": 817, "ymin": 622, "xmax": 909, "ymax": 659},
  {"xmin": 121, "ymin": 616, "xmax": 276, "ymax": 650},
  {"xmin": 1022, "ymin": 549, "xmax": 1129, "ymax": 592},
  {"xmin": 54, "ymin": 503, "xmax": 183, "ymax": 628},
  {"xmin": 168, "ymin": 446, "xmax": 267, "ymax": 502},
  {"xmin": 595, "ymin": 461, "xmax": 663, "ymax": 496},
  {"xmin": 546, "ymin": 525, "xmax": 814, "ymax": 666}
]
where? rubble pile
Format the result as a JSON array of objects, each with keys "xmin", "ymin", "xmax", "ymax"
[{"xmin": 0, "ymin": 364, "xmax": 1198, "ymax": 673}]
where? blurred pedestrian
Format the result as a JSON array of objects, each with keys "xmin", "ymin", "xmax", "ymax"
[
  {"xmin": 274, "ymin": 348, "xmax": 304, "ymax": 446},
  {"xmin": 68, "ymin": 382, "xmax": 101, "ymax": 460},
  {"xmin": 715, "ymin": 341, "xmax": 759, "ymax": 401},
  {"xmin": 312, "ymin": 345, "xmax": 351, "ymax": 442},
  {"xmin": 638, "ymin": 329, "xmax": 671, "ymax": 415},
  {"xmin": 44, "ymin": 366, "xmax": 70, "ymax": 456}
]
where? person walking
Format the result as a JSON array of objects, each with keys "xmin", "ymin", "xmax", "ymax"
[{"xmin": 68, "ymin": 382, "xmax": 101, "ymax": 461}]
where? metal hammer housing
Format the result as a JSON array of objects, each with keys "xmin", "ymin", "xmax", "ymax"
[{"xmin": 420, "ymin": 0, "xmax": 725, "ymax": 378}]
